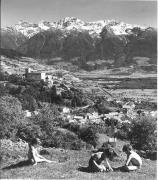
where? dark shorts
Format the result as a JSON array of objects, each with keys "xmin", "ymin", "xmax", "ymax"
[
  {"xmin": 129, "ymin": 158, "xmax": 140, "ymax": 166},
  {"xmin": 88, "ymin": 158, "xmax": 101, "ymax": 172}
]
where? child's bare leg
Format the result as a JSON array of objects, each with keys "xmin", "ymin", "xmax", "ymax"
[
  {"xmin": 127, "ymin": 166, "xmax": 138, "ymax": 171},
  {"xmin": 124, "ymin": 165, "xmax": 138, "ymax": 171},
  {"xmin": 36, "ymin": 156, "xmax": 55, "ymax": 163}
]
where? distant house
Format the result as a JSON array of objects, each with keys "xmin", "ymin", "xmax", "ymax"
[
  {"xmin": 0, "ymin": 81, "xmax": 8, "ymax": 87},
  {"xmin": 123, "ymin": 102, "xmax": 135, "ymax": 109},
  {"xmin": 25, "ymin": 68, "xmax": 46, "ymax": 81},
  {"xmin": 63, "ymin": 107, "xmax": 70, "ymax": 114},
  {"xmin": 24, "ymin": 110, "xmax": 32, "ymax": 117}
]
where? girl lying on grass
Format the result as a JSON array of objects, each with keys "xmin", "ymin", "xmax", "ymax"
[
  {"xmin": 122, "ymin": 144, "xmax": 142, "ymax": 171},
  {"xmin": 88, "ymin": 143, "xmax": 117, "ymax": 172},
  {"xmin": 28, "ymin": 138, "xmax": 55, "ymax": 166}
]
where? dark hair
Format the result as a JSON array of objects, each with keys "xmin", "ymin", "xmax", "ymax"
[
  {"xmin": 95, "ymin": 142, "xmax": 117, "ymax": 160},
  {"xmin": 102, "ymin": 142, "xmax": 112, "ymax": 149},
  {"xmin": 122, "ymin": 144, "xmax": 132, "ymax": 152},
  {"xmin": 104, "ymin": 148, "xmax": 113, "ymax": 157},
  {"xmin": 30, "ymin": 138, "xmax": 38, "ymax": 146}
]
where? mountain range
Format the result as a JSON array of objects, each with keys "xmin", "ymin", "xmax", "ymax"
[
  {"xmin": 1, "ymin": 17, "xmax": 157, "ymax": 69},
  {"xmin": 3, "ymin": 17, "xmax": 145, "ymax": 38}
]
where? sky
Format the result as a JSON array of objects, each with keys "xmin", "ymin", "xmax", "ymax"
[{"xmin": 1, "ymin": 0, "xmax": 157, "ymax": 28}]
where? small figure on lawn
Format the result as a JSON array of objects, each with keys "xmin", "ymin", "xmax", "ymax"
[
  {"xmin": 122, "ymin": 144, "xmax": 142, "ymax": 171},
  {"xmin": 28, "ymin": 138, "xmax": 55, "ymax": 165},
  {"xmin": 88, "ymin": 143, "xmax": 117, "ymax": 172}
]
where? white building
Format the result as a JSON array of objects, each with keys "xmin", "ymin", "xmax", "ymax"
[{"xmin": 25, "ymin": 68, "xmax": 46, "ymax": 81}]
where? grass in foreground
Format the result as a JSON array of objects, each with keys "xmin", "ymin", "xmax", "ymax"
[{"xmin": 0, "ymin": 147, "xmax": 156, "ymax": 180}]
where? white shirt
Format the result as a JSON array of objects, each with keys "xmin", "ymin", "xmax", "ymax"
[{"xmin": 126, "ymin": 151, "xmax": 142, "ymax": 167}]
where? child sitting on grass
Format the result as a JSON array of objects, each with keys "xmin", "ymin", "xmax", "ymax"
[
  {"xmin": 88, "ymin": 143, "xmax": 117, "ymax": 172},
  {"xmin": 28, "ymin": 138, "xmax": 55, "ymax": 165},
  {"xmin": 122, "ymin": 144, "xmax": 142, "ymax": 171}
]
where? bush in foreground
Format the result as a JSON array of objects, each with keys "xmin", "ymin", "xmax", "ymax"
[
  {"xmin": 130, "ymin": 115, "xmax": 157, "ymax": 151},
  {"xmin": 41, "ymin": 128, "xmax": 86, "ymax": 150},
  {"xmin": 16, "ymin": 122, "xmax": 42, "ymax": 142},
  {"xmin": 0, "ymin": 95, "xmax": 25, "ymax": 139},
  {"xmin": 78, "ymin": 126, "xmax": 98, "ymax": 148}
]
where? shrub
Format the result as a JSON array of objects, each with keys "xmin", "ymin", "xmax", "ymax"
[
  {"xmin": 0, "ymin": 95, "xmax": 25, "ymax": 139},
  {"xmin": 0, "ymin": 84, "xmax": 9, "ymax": 97},
  {"xmin": 95, "ymin": 100, "xmax": 118, "ymax": 114},
  {"xmin": 16, "ymin": 122, "xmax": 42, "ymax": 142},
  {"xmin": 0, "ymin": 71, "xmax": 9, "ymax": 81},
  {"xmin": 32, "ymin": 104, "xmax": 60, "ymax": 134},
  {"xmin": 62, "ymin": 123, "xmax": 99, "ymax": 148},
  {"xmin": 130, "ymin": 115, "xmax": 157, "ymax": 151},
  {"xmin": 41, "ymin": 128, "xmax": 86, "ymax": 150},
  {"xmin": 117, "ymin": 122, "xmax": 131, "ymax": 140},
  {"xmin": 63, "ymin": 123, "xmax": 80, "ymax": 134},
  {"xmin": 29, "ymin": 104, "xmax": 64, "ymax": 143},
  {"xmin": 71, "ymin": 90, "xmax": 88, "ymax": 108},
  {"xmin": 8, "ymin": 74, "xmax": 23, "ymax": 84},
  {"xmin": 18, "ymin": 94, "xmax": 38, "ymax": 111},
  {"xmin": 78, "ymin": 126, "xmax": 98, "ymax": 148}
]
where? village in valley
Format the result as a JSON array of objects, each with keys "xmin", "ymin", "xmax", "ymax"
[{"xmin": 12, "ymin": 66, "xmax": 155, "ymax": 128}]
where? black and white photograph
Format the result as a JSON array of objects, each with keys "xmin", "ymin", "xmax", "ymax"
[{"xmin": 0, "ymin": 0, "xmax": 157, "ymax": 179}]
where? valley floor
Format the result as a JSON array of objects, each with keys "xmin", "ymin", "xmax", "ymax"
[{"xmin": 111, "ymin": 89, "xmax": 157, "ymax": 103}]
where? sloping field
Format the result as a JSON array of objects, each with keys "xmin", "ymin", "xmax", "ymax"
[{"xmin": 0, "ymin": 135, "xmax": 156, "ymax": 180}]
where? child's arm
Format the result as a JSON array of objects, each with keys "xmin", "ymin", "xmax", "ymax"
[
  {"xmin": 125, "ymin": 154, "xmax": 132, "ymax": 166},
  {"xmin": 93, "ymin": 160, "xmax": 101, "ymax": 169},
  {"xmin": 106, "ymin": 158, "xmax": 113, "ymax": 171}
]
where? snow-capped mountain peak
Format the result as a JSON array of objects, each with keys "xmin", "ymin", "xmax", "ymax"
[
  {"xmin": 9, "ymin": 17, "xmax": 144, "ymax": 38},
  {"xmin": 38, "ymin": 20, "xmax": 52, "ymax": 30}
]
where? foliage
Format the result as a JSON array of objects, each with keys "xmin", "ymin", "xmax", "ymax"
[
  {"xmin": 18, "ymin": 94, "xmax": 38, "ymax": 111},
  {"xmin": 32, "ymin": 104, "xmax": 60, "ymax": 133},
  {"xmin": 70, "ymin": 88, "xmax": 88, "ymax": 108},
  {"xmin": 16, "ymin": 122, "xmax": 42, "ymax": 142},
  {"xmin": 63, "ymin": 123, "xmax": 98, "ymax": 148},
  {"xmin": 117, "ymin": 122, "xmax": 131, "ymax": 140},
  {"xmin": 130, "ymin": 115, "xmax": 157, "ymax": 151},
  {"xmin": 41, "ymin": 128, "xmax": 86, "ymax": 150},
  {"xmin": 95, "ymin": 100, "xmax": 118, "ymax": 114},
  {"xmin": 0, "ymin": 84, "xmax": 9, "ymax": 97},
  {"xmin": 0, "ymin": 95, "xmax": 25, "ymax": 139},
  {"xmin": 0, "ymin": 71, "xmax": 9, "ymax": 81},
  {"xmin": 50, "ymin": 85, "xmax": 63, "ymax": 104},
  {"xmin": 78, "ymin": 126, "xmax": 98, "ymax": 148},
  {"xmin": 8, "ymin": 74, "xmax": 24, "ymax": 84}
]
